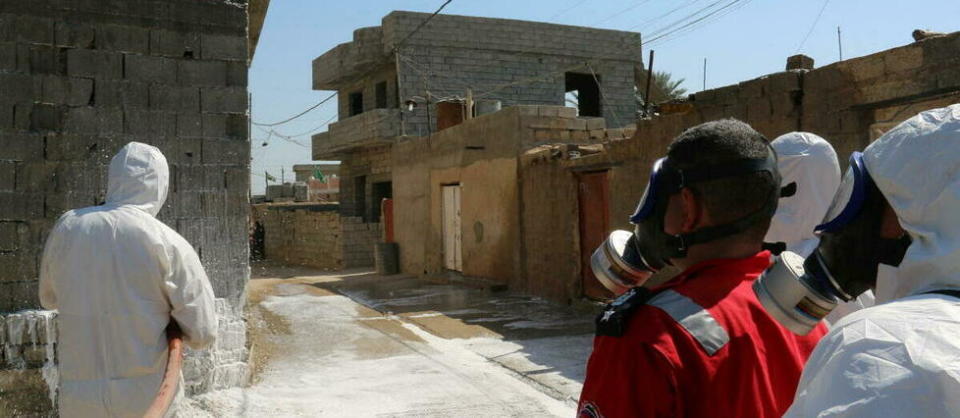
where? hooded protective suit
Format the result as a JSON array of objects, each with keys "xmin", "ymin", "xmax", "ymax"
[
  {"xmin": 764, "ymin": 132, "xmax": 874, "ymax": 324},
  {"xmin": 786, "ymin": 104, "xmax": 960, "ymax": 417},
  {"xmin": 39, "ymin": 142, "xmax": 217, "ymax": 418}
]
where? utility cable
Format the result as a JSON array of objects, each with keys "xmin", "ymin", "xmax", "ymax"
[
  {"xmin": 795, "ymin": 0, "xmax": 831, "ymax": 53},
  {"xmin": 394, "ymin": 0, "xmax": 454, "ymax": 51},
  {"xmin": 252, "ymin": 92, "xmax": 337, "ymax": 127},
  {"xmin": 548, "ymin": 0, "xmax": 591, "ymax": 22},
  {"xmin": 626, "ymin": 0, "xmax": 702, "ymax": 31},
  {"xmin": 642, "ymin": 0, "xmax": 749, "ymax": 46},
  {"xmin": 591, "ymin": 0, "xmax": 655, "ymax": 27},
  {"xmin": 645, "ymin": 0, "xmax": 751, "ymax": 48}
]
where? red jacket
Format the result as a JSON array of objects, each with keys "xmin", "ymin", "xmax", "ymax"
[{"xmin": 578, "ymin": 252, "xmax": 826, "ymax": 418}]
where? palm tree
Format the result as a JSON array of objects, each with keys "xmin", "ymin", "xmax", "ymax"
[{"xmin": 636, "ymin": 69, "xmax": 688, "ymax": 106}]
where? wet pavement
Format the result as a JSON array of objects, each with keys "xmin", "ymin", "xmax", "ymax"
[{"xmin": 180, "ymin": 263, "xmax": 597, "ymax": 417}]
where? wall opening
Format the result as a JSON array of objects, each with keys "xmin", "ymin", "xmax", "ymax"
[
  {"xmin": 371, "ymin": 181, "xmax": 392, "ymax": 223},
  {"xmin": 565, "ymin": 72, "xmax": 602, "ymax": 117},
  {"xmin": 349, "ymin": 90, "xmax": 364, "ymax": 116},
  {"xmin": 354, "ymin": 175, "xmax": 367, "ymax": 220},
  {"xmin": 375, "ymin": 81, "xmax": 388, "ymax": 109}
]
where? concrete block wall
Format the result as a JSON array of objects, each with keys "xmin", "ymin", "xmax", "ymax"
[
  {"xmin": 252, "ymin": 203, "xmax": 343, "ymax": 270},
  {"xmin": 311, "ymin": 109, "xmax": 400, "ymax": 158},
  {"xmin": 338, "ymin": 145, "xmax": 391, "ymax": 220},
  {"xmin": 0, "ymin": 0, "xmax": 253, "ymax": 409},
  {"xmin": 341, "ymin": 216, "xmax": 380, "ymax": 268}
]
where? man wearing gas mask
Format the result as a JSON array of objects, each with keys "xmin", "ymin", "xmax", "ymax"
[
  {"xmin": 579, "ymin": 119, "xmax": 826, "ymax": 418},
  {"xmin": 773, "ymin": 105, "xmax": 960, "ymax": 417},
  {"xmin": 762, "ymin": 132, "xmax": 875, "ymax": 324}
]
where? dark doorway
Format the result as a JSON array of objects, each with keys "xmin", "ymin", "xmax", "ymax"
[
  {"xmin": 371, "ymin": 181, "xmax": 392, "ymax": 223},
  {"xmin": 375, "ymin": 81, "xmax": 388, "ymax": 109},
  {"xmin": 349, "ymin": 90, "xmax": 364, "ymax": 116},
  {"xmin": 354, "ymin": 175, "xmax": 367, "ymax": 220},
  {"xmin": 565, "ymin": 72, "xmax": 602, "ymax": 117},
  {"xmin": 578, "ymin": 171, "xmax": 613, "ymax": 300}
]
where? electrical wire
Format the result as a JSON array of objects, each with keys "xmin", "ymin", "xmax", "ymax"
[
  {"xmin": 626, "ymin": 0, "xmax": 702, "ymax": 31},
  {"xmin": 795, "ymin": 0, "xmax": 831, "ymax": 53},
  {"xmin": 548, "ymin": 0, "xmax": 591, "ymax": 22},
  {"xmin": 644, "ymin": 0, "xmax": 752, "ymax": 48},
  {"xmin": 394, "ymin": 0, "xmax": 454, "ymax": 51},
  {"xmin": 642, "ymin": 0, "xmax": 750, "ymax": 47},
  {"xmin": 591, "ymin": 0, "xmax": 655, "ymax": 27},
  {"xmin": 252, "ymin": 92, "xmax": 337, "ymax": 127}
]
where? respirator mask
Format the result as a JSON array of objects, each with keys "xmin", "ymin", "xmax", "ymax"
[
  {"xmin": 753, "ymin": 152, "xmax": 912, "ymax": 335},
  {"xmin": 591, "ymin": 147, "xmax": 783, "ymax": 295}
]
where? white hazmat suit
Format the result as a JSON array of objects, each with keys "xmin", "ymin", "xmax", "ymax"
[
  {"xmin": 786, "ymin": 104, "xmax": 960, "ymax": 417},
  {"xmin": 39, "ymin": 142, "xmax": 217, "ymax": 417},
  {"xmin": 764, "ymin": 132, "xmax": 874, "ymax": 324}
]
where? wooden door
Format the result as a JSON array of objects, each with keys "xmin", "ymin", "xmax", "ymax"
[
  {"xmin": 578, "ymin": 172, "xmax": 613, "ymax": 300},
  {"xmin": 442, "ymin": 184, "xmax": 463, "ymax": 271}
]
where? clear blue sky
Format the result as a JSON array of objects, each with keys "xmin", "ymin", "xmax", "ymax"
[{"xmin": 249, "ymin": 0, "xmax": 959, "ymax": 194}]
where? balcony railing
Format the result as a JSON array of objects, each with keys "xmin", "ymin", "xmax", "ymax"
[{"xmin": 312, "ymin": 108, "xmax": 402, "ymax": 159}]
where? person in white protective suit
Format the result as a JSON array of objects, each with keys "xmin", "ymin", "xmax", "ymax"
[
  {"xmin": 764, "ymin": 132, "xmax": 875, "ymax": 324},
  {"xmin": 785, "ymin": 104, "xmax": 960, "ymax": 417},
  {"xmin": 39, "ymin": 142, "xmax": 217, "ymax": 417}
]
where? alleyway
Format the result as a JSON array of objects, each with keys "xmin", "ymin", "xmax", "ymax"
[{"xmin": 180, "ymin": 263, "xmax": 596, "ymax": 417}]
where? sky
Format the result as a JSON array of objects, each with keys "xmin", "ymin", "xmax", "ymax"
[{"xmin": 249, "ymin": 0, "xmax": 960, "ymax": 194}]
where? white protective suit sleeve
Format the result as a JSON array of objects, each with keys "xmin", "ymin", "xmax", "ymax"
[
  {"xmin": 786, "ymin": 104, "xmax": 960, "ymax": 417},
  {"xmin": 162, "ymin": 230, "xmax": 217, "ymax": 349}
]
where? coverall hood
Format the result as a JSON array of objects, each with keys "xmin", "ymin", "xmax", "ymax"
[
  {"xmin": 864, "ymin": 103, "xmax": 960, "ymax": 303},
  {"xmin": 764, "ymin": 132, "xmax": 842, "ymax": 257},
  {"xmin": 106, "ymin": 142, "xmax": 169, "ymax": 217}
]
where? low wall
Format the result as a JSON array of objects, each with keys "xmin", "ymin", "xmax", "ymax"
[{"xmin": 253, "ymin": 203, "xmax": 343, "ymax": 270}]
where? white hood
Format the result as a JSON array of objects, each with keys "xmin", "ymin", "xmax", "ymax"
[
  {"xmin": 764, "ymin": 132, "xmax": 841, "ymax": 257},
  {"xmin": 865, "ymin": 104, "xmax": 960, "ymax": 303},
  {"xmin": 106, "ymin": 142, "xmax": 169, "ymax": 217}
]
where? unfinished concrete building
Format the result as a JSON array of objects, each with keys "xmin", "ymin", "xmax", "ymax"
[
  {"xmin": 0, "ymin": 0, "xmax": 267, "ymax": 414},
  {"xmin": 312, "ymin": 11, "xmax": 643, "ymax": 268}
]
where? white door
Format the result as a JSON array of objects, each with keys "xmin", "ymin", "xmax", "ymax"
[{"xmin": 442, "ymin": 184, "xmax": 463, "ymax": 271}]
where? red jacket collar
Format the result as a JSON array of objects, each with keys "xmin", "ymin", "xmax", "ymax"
[{"xmin": 652, "ymin": 251, "xmax": 772, "ymax": 292}]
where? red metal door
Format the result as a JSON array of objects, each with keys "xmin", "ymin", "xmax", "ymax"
[{"xmin": 578, "ymin": 171, "xmax": 613, "ymax": 300}]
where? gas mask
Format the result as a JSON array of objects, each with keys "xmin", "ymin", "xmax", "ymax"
[
  {"xmin": 753, "ymin": 152, "xmax": 912, "ymax": 335},
  {"xmin": 591, "ymin": 147, "xmax": 782, "ymax": 295}
]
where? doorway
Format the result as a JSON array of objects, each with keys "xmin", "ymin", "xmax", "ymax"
[
  {"xmin": 442, "ymin": 184, "xmax": 463, "ymax": 272},
  {"xmin": 578, "ymin": 171, "xmax": 612, "ymax": 300}
]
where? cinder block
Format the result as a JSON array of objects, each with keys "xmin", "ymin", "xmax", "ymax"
[
  {"xmin": 0, "ymin": 162, "xmax": 14, "ymax": 191},
  {"xmin": 6, "ymin": 14, "xmax": 54, "ymax": 45},
  {"xmin": 66, "ymin": 49, "xmax": 122, "ymax": 79},
  {"xmin": 97, "ymin": 24, "xmax": 149, "ymax": 54},
  {"xmin": 29, "ymin": 103, "xmax": 62, "ymax": 132},
  {"xmin": 226, "ymin": 61, "xmax": 247, "ymax": 87},
  {"xmin": 54, "ymin": 21, "xmax": 95, "ymax": 48},
  {"xmin": 0, "ymin": 42, "xmax": 15, "ymax": 71},
  {"xmin": 0, "ymin": 73, "xmax": 40, "ymax": 103},
  {"xmin": 178, "ymin": 60, "xmax": 227, "ymax": 86},
  {"xmin": 24, "ymin": 45, "xmax": 61, "ymax": 75},
  {"xmin": 177, "ymin": 113, "xmax": 203, "ymax": 137},
  {"xmin": 15, "ymin": 162, "xmax": 54, "ymax": 192},
  {"xmin": 125, "ymin": 54, "xmax": 178, "ymax": 83},
  {"xmin": 95, "ymin": 79, "xmax": 149, "ymax": 108},
  {"xmin": 200, "ymin": 87, "xmax": 247, "ymax": 114},
  {"xmin": 150, "ymin": 85, "xmax": 199, "ymax": 112},
  {"xmin": 41, "ymin": 76, "xmax": 94, "ymax": 106},
  {"xmin": 150, "ymin": 29, "xmax": 201, "ymax": 58},
  {"xmin": 0, "ymin": 192, "xmax": 43, "ymax": 221},
  {"xmin": 0, "ymin": 133, "xmax": 43, "ymax": 162},
  {"xmin": 63, "ymin": 107, "xmax": 123, "ymax": 135},
  {"xmin": 201, "ymin": 34, "xmax": 246, "ymax": 61}
]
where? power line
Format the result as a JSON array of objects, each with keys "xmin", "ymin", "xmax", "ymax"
[
  {"xmin": 643, "ymin": 0, "xmax": 727, "ymax": 40},
  {"xmin": 626, "ymin": 0, "xmax": 702, "ymax": 31},
  {"xmin": 646, "ymin": 0, "xmax": 752, "ymax": 48},
  {"xmin": 252, "ymin": 92, "xmax": 337, "ymax": 127},
  {"xmin": 591, "ymin": 0, "xmax": 655, "ymax": 27},
  {"xmin": 394, "ymin": 0, "xmax": 454, "ymax": 51},
  {"xmin": 548, "ymin": 0, "xmax": 591, "ymax": 21},
  {"xmin": 795, "ymin": 0, "xmax": 831, "ymax": 54},
  {"xmin": 642, "ymin": 0, "xmax": 751, "ymax": 47}
]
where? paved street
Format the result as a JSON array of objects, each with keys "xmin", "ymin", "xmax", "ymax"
[{"xmin": 180, "ymin": 264, "xmax": 596, "ymax": 417}]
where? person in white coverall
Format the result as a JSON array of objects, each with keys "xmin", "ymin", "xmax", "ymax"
[
  {"xmin": 786, "ymin": 104, "xmax": 960, "ymax": 417},
  {"xmin": 764, "ymin": 132, "xmax": 874, "ymax": 324},
  {"xmin": 39, "ymin": 142, "xmax": 217, "ymax": 417}
]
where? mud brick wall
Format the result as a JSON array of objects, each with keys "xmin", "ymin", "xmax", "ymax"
[
  {"xmin": 518, "ymin": 33, "xmax": 960, "ymax": 304},
  {"xmin": 252, "ymin": 203, "xmax": 343, "ymax": 270},
  {"xmin": 0, "ymin": 0, "xmax": 254, "ymax": 410}
]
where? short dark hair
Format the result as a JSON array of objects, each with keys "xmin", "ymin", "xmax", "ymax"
[{"xmin": 667, "ymin": 119, "xmax": 776, "ymax": 241}]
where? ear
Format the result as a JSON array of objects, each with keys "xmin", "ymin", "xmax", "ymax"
[{"xmin": 679, "ymin": 188, "xmax": 704, "ymax": 233}]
